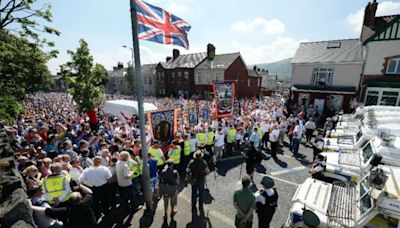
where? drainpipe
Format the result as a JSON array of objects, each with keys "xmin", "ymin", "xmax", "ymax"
[{"xmin": 358, "ymin": 44, "xmax": 369, "ymax": 104}]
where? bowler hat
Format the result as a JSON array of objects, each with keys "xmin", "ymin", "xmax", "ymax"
[{"xmin": 260, "ymin": 176, "xmax": 275, "ymax": 188}]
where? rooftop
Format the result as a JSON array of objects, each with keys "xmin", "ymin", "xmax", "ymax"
[
  {"xmin": 160, "ymin": 52, "xmax": 207, "ymax": 69},
  {"xmin": 292, "ymin": 39, "xmax": 363, "ymax": 64},
  {"xmin": 196, "ymin": 52, "xmax": 240, "ymax": 70}
]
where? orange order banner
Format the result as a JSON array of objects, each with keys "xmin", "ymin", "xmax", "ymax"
[
  {"xmin": 147, "ymin": 109, "xmax": 178, "ymax": 143},
  {"xmin": 212, "ymin": 81, "xmax": 235, "ymax": 118}
]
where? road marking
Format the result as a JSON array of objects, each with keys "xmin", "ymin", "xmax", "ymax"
[
  {"xmin": 263, "ymin": 174, "xmax": 299, "ymax": 187},
  {"xmin": 218, "ymin": 155, "xmax": 243, "ymax": 162},
  {"xmin": 270, "ymin": 166, "xmax": 306, "ymax": 176},
  {"xmin": 179, "ymin": 188, "xmax": 235, "ymax": 226}
]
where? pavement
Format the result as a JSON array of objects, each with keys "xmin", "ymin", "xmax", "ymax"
[{"xmin": 98, "ymin": 139, "xmax": 315, "ymax": 228}]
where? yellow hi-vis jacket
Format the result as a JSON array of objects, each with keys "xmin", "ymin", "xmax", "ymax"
[
  {"xmin": 149, "ymin": 146, "xmax": 165, "ymax": 166},
  {"xmin": 257, "ymin": 128, "xmax": 264, "ymax": 139},
  {"xmin": 169, "ymin": 146, "xmax": 181, "ymax": 165},
  {"xmin": 183, "ymin": 140, "xmax": 191, "ymax": 156},
  {"xmin": 227, "ymin": 129, "xmax": 236, "ymax": 143},
  {"xmin": 41, "ymin": 174, "xmax": 71, "ymax": 204},
  {"xmin": 129, "ymin": 156, "xmax": 142, "ymax": 179},
  {"xmin": 206, "ymin": 131, "xmax": 215, "ymax": 145},
  {"xmin": 197, "ymin": 133, "xmax": 206, "ymax": 147}
]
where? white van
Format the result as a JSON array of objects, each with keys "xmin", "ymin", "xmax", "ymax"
[{"xmin": 104, "ymin": 100, "xmax": 158, "ymax": 122}]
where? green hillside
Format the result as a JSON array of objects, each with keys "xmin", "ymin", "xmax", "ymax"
[{"xmin": 249, "ymin": 57, "xmax": 292, "ymax": 82}]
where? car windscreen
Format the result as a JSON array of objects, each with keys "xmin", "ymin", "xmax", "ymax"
[{"xmin": 362, "ymin": 143, "xmax": 374, "ymax": 164}]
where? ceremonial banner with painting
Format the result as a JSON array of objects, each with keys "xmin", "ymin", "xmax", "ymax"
[
  {"xmin": 188, "ymin": 108, "xmax": 198, "ymax": 125},
  {"xmin": 202, "ymin": 108, "xmax": 209, "ymax": 121},
  {"xmin": 213, "ymin": 81, "xmax": 235, "ymax": 118},
  {"xmin": 147, "ymin": 109, "xmax": 178, "ymax": 143}
]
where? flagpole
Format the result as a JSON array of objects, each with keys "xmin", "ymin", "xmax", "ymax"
[{"xmin": 129, "ymin": 0, "xmax": 152, "ymax": 211}]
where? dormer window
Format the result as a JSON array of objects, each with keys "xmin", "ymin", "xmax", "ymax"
[{"xmin": 327, "ymin": 41, "xmax": 341, "ymax": 49}]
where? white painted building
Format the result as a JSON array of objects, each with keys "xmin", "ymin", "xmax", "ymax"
[{"xmin": 359, "ymin": 1, "xmax": 400, "ymax": 107}]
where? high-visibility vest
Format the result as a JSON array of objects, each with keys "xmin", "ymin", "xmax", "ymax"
[
  {"xmin": 206, "ymin": 132, "xmax": 215, "ymax": 145},
  {"xmin": 198, "ymin": 133, "xmax": 206, "ymax": 146},
  {"xmin": 149, "ymin": 147, "xmax": 165, "ymax": 167},
  {"xmin": 169, "ymin": 146, "xmax": 181, "ymax": 165},
  {"xmin": 41, "ymin": 175, "xmax": 71, "ymax": 204},
  {"xmin": 257, "ymin": 128, "xmax": 264, "ymax": 138},
  {"xmin": 183, "ymin": 140, "xmax": 191, "ymax": 156},
  {"xmin": 129, "ymin": 157, "xmax": 142, "ymax": 179},
  {"xmin": 227, "ymin": 129, "xmax": 236, "ymax": 143}
]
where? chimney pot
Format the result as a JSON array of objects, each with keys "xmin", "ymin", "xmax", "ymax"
[
  {"xmin": 166, "ymin": 56, "xmax": 172, "ymax": 62},
  {"xmin": 207, "ymin": 43, "xmax": 216, "ymax": 60},
  {"xmin": 363, "ymin": 1, "xmax": 378, "ymax": 27},
  {"xmin": 172, "ymin": 49, "xmax": 180, "ymax": 60}
]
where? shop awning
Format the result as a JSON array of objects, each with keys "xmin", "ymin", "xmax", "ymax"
[{"xmin": 291, "ymin": 84, "xmax": 357, "ymax": 94}]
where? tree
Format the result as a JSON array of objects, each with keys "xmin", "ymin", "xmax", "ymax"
[
  {"xmin": 0, "ymin": 30, "xmax": 54, "ymax": 99},
  {"xmin": 61, "ymin": 39, "xmax": 107, "ymax": 113},
  {"xmin": 0, "ymin": 0, "xmax": 60, "ymax": 51},
  {"xmin": 124, "ymin": 62, "xmax": 135, "ymax": 95}
]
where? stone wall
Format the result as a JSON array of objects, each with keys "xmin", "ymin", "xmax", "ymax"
[{"xmin": 0, "ymin": 127, "xmax": 36, "ymax": 227}]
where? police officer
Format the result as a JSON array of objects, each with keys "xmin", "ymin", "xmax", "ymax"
[
  {"xmin": 302, "ymin": 210, "xmax": 320, "ymax": 228},
  {"xmin": 312, "ymin": 132, "xmax": 324, "ymax": 161},
  {"xmin": 309, "ymin": 154, "xmax": 326, "ymax": 181},
  {"xmin": 41, "ymin": 162, "xmax": 71, "ymax": 208},
  {"xmin": 255, "ymin": 176, "xmax": 278, "ymax": 228}
]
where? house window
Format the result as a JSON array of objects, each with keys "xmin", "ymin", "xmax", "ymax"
[
  {"xmin": 247, "ymin": 79, "xmax": 250, "ymax": 87},
  {"xmin": 171, "ymin": 72, "xmax": 175, "ymax": 79},
  {"xmin": 184, "ymin": 72, "xmax": 189, "ymax": 81},
  {"xmin": 196, "ymin": 72, "xmax": 201, "ymax": 84},
  {"xmin": 258, "ymin": 78, "xmax": 261, "ymax": 87},
  {"xmin": 149, "ymin": 77, "xmax": 152, "ymax": 85},
  {"xmin": 205, "ymin": 72, "xmax": 210, "ymax": 84},
  {"xmin": 386, "ymin": 58, "xmax": 400, "ymax": 74},
  {"xmin": 365, "ymin": 88, "xmax": 400, "ymax": 106},
  {"xmin": 312, "ymin": 68, "xmax": 334, "ymax": 85},
  {"xmin": 216, "ymin": 72, "xmax": 222, "ymax": 81},
  {"xmin": 178, "ymin": 72, "xmax": 182, "ymax": 78}
]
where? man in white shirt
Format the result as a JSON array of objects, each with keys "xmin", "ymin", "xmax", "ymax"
[
  {"xmin": 269, "ymin": 124, "xmax": 280, "ymax": 158},
  {"xmin": 214, "ymin": 127, "xmax": 225, "ymax": 162},
  {"xmin": 116, "ymin": 151, "xmax": 137, "ymax": 213},
  {"xmin": 304, "ymin": 118, "xmax": 316, "ymax": 144},
  {"xmin": 78, "ymin": 156, "xmax": 112, "ymax": 218},
  {"xmin": 291, "ymin": 120, "xmax": 302, "ymax": 157}
]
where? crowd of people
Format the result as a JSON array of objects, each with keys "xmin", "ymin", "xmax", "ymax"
[{"xmin": 1, "ymin": 92, "xmax": 340, "ymax": 228}]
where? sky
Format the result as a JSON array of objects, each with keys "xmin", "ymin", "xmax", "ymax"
[{"xmin": 45, "ymin": 0, "xmax": 400, "ymax": 74}]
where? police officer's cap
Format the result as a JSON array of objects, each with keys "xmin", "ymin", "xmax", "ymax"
[
  {"xmin": 303, "ymin": 210, "xmax": 320, "ymax": 228},
  {"xmin": 260, "ymin": 176, "xmax": 275, "ymax": 188}
]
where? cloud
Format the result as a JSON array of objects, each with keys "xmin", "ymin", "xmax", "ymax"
[
  {"xmin": 231, "ymin": 18, "xmax": 285, "ymax": 35},
  {"xmin": 347, "ymin": 1, "xmax": 400, "ymax": 33},
  {"xmin": 229, "ymin": 37, "xmax": 308, "ymax": 64}
]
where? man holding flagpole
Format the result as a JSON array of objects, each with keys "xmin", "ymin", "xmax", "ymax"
[{"xmin": 129, "ymin": 0, "xmax": 192, "ymax": 211}]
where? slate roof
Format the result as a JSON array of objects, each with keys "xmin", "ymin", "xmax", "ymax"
[
  {"xmin": 160, "ymin": 52, "xmax": 207, "ymax": 69},
  {"xmin": 291, "ymin": 39, "xmax": 363, "ymax": 64},
  {"xmin": 362, "ymin": 15, "xmax": 399, "ymax": 42},
  {"xmin": 196, "ymin": 52, "xmax": 240, "ymax": 69},
  {"xmin": 247, "ymin": 69, "xmax": 263, "ymax": 77}
]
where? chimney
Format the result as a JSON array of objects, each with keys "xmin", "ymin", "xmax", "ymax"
[
  {"xmin": 207, "ymin": 43, "xmax": 216, "ymax": 60},
  {"xmin": 172, "ymin": 49, "xmax": 180, "ymax": 60},
  {"xmin": 363, "ymin": 0, "xmax": 378, "ymax": 28},
  {"xmin": 166, "ymin": 56, "xmax": 172, "ymax": 62},
  {"xmin": 117, "ymin": 62, "xmax": 124, "ymax": 69}
]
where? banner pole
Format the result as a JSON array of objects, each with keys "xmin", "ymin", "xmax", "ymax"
[{"xmin": 129, "ymin": 0, "xmax": 152, "ymax": 211}]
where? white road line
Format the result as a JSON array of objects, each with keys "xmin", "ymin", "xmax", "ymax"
[
  {"xmin": 263, "ymin": 174, "xmax": 299, "ymax": 187},
  {"xmin": 179, "ymin": 188, "xmax": 235, "ymax": 226},
  {"xmin": 270, "ymin": 166, "xmax": 306, "ymax": 176}
]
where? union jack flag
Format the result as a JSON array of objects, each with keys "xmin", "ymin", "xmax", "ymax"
[{"xmin": 134, "ymin": 0, "xmax": 191, "ymax": 49}]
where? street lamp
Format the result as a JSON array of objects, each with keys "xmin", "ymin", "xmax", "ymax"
[{"xmin": 122, "ymin": 45, "xmax": 134, "ymax": 67}]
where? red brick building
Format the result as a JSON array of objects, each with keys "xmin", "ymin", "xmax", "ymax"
[{"xmin": 155, "ymin": 43, "xmax": 261, "ymax": 98}]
